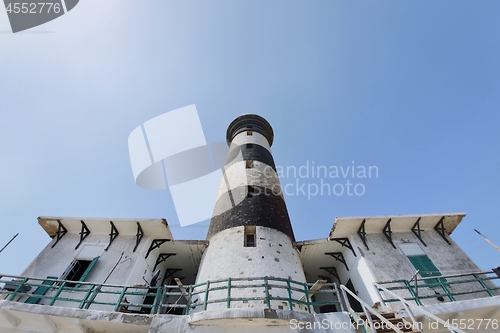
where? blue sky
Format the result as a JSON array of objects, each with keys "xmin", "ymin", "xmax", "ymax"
[{"xmin": 1, "ymin": 0, "xmax": 499, "ymax": 274}]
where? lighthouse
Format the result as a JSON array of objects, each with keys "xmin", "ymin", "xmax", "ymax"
[{"xmin": 193, "ymin": 114, "xmax": 308, "ymax": 312}]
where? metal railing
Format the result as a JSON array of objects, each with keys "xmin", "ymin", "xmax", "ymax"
[
  {"xmin": 376, "ymin": 271, "xmax": 500, "ymax": 306},
  {"xmin": 184, "ymin": 276, "xmax": 342, "ymax": 314},
  {"xmin": 340, "ymin": 284, "xmax": 407, "ymax": 333},
  {"xmin": 0, "ymin": 274, "xmax": 341, "ymax": 315},
  {"xmin": 374, "ymin": 283, "xmax": 467, "ymax": 333}
]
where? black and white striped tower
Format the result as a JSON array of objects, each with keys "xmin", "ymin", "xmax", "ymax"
[{"xmin": 194, "ymin": 114, "xmax": 307, "ymax": 312}]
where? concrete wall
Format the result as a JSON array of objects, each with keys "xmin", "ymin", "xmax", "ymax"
[
  {"xmin": 194, "ymin": 226, "xmax": 308, "ymax": 312},
  {"xmin": 18, "ymin": 232, "xmax": 158, "ymax": 312},
  {"xmin": 22, "ymin": 233, "xmax": 144, "ymax": 284},
  {"xmin": 354, "ymin": 230, "xmax": 497, "ymax": 309},
  {"xmin": 331, "ymin": 237, "xmax": 381, "ymax": 309}
]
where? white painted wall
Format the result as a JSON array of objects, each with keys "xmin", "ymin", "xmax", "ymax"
[
  {"xmin": 194, "ymin": 226, "xmax": 307, "ymax": 312},
  {"xmin": 214, "ymin": 160, "xmax": 283, "ymax": 206}
]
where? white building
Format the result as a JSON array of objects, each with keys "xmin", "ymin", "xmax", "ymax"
[{"xmin": 1, "ymin": 115, "xmax": 499, "ymax": 333}]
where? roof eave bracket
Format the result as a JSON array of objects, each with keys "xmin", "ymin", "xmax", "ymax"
[
  {"xmin": 325, "ymin": 252, "xmax": 349, "ymax": 271},
  {"xmin": 382, "ymin": 219, "xmax": 396, "ymax": 249},
  {"xmin": 51, "ymin": 220, "xmax": 68, "ymax": 248},
  {"xmin": 133, "ymin": 222, "xmax": 144, "ymax": 252},
  {"xmin": 357, "ymin": 219, "xmax": 369, "ymax": 250},
  {"xmin": 105, "ymin": 221, "xmax": 119, "ymax": 251},
  {"xmin": 153, "ymin": 253, "xmax": 177, "ymax": 271},
  {"xmin": 330, "ymin": 237, "xmax": 357, "ymax": 257},
  {"xmin": 145, "ymin": 239, "xmax": 171, "ymax": 258},
  {"xmin": 319, "ymin": 267, "xmax": 340, "ymax": 283},
  {"xmin": 434, "ymin": 216, "xmax": 451, "ymax": 245},
  {"xmin": 75, "ymin": 220, "xmax": 90, "ymax": 250},
  {"xmin": 411, "ymin": 217, "xmax": 427, "ymax": 247}
]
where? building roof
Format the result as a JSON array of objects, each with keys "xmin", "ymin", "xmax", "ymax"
[
  {"xmin": 294, "ymin": 213, "xmax": 466, "ymax": 283},
  {"xmin": 38, "ymin": 216, "xmax": 173, "ymax": 239},
  {"xmin": 328, "ymin": 212, "xmax": 466, "ymax": 239}
]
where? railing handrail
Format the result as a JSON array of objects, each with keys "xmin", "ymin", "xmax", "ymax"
[
  {"xmin": 340, "ymin": 284, "xmax": 406, "ymax": 333},
  {"xmin": 375, "ymin": 283, "xmax": 467, "ymax": 333},
  {"xmin": 0, "ymin": 274, "xmax": 342, "ymax": 315},
  {"xmin": 0, "ymin": 274, "xmax": 156, "ymax": 289},
  {"xmin": 376, "ymin": 270, "xmax": 499, "ymax": 285},
  {"xmin": 375, "ymin": 270, "xmax": 499, "ymax": 305}
]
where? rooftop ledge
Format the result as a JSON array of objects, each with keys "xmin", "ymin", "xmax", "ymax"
[
  {"xmin": 38, "ymin": 216, "xmax": 173, "ymax": 240},
  {"xmin": 329, "ymin": 212, "xmax": 466, "ymax": 239}
]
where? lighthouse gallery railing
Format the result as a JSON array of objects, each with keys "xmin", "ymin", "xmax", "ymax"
[{"xmin": 0, "ymin": 274, "xmax": 342, "ymax": 315}]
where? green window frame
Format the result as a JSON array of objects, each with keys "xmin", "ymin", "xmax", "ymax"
[
  {"xmin": 61, "ymin": 256, "xmax": 100, "ymax": 288},
  {"xmin": 407, "ymin": 255, "xmax": 444, "ymax": 287},
  {"xmin": 78, "ymin": 256, "xmax": 99, "ymax": 283}
]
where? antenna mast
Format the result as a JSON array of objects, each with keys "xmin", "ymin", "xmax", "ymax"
[
  {"xmin": 474, "ymin": 229, "xmax": 500, "ymax": 252},
  {"xmin": 0, "ymin": 233, "xmax": 19, "ymax": 254}
]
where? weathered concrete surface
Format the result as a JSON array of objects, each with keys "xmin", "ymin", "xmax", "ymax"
[
  {"xmin": 398, "ymin": 296, "xmax": 500, "ymax": 333},
  {"xmin": 2, "ymin": 300, "xmax": 353, "ymax": 333},
  {"xmin": 0, "ymin": 299, "xmax": 151, "ymax": 332},
  {"xmin": 149, "ymin": 310, "xmax": 355, "ymax": 333},
  {"xmin": 356, "ymin": 229, "xmax": 495, "ymax": 310},
  {"xmin": 194, "ymin": 226, "xmax": 307, "ymax": 313}
]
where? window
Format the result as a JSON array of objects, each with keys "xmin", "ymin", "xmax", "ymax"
[
  {"xmin": 247, "ymin": 131, "xmax": 252, "ymax": 135},
  {"xmin": 407, "ymin": 255, "xmax": 443, "ymax": 287},
  {"xmin": 246, "ymin": 143, "xmax": 253, "ymax": 149},
  {"xmin": 246, "ymin": 234, "xmax": 256, "ymax": 247},
  {"xmin": 399, "ymin": 243, "xmax": 443, "ymax": 287},
  {"xmin": 244, "ymin": 226, "xmax": 256, "ymax": 247},
  {"xmin": 61, "ymin": 256, "xmax": 99, "ymax": 287},
  {"xmin": 344, "ymin": 279, "xmax": 362, "ymax": 312},
  {"xmin": 246, "ymin": 185, "xmax": 255, "ymax": 198},
  {"xmin": 246, "ymin": 160, "xmax": 254, "ymax": 168}
]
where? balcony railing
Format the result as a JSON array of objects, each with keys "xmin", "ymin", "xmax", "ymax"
[
  {"xmin": 376, "ymin": 270, "xmax": 500, "ymax": 306},
  {"xmin": 0, "ymin": 274, "xmax": 342, "ymax": 315}
]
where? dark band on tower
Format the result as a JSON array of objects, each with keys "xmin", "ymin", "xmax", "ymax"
[{"xmin": 207, "ymin": 114, "xmax": 295, "ymax": 241}]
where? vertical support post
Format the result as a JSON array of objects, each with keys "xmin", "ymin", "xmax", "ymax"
[
  {"xmin": 49, "ymin": 281, "xmax": 67, "ymax": 306},
  {"xmin": 474, "ymin": 273, "xmax": 494, "ymax": 297},
  {"xmin": 114, "ymin": 286, "xmax": 128, "ymax": 312},
  {"xmin": 204, "ymin": 281, "xmax": 210, "ymax": 311},
  {"xmin": 287, "ymin": 277, "xmax": 293, "ymax": 310},
  {"xmin": 227, "ymin": 278, "xmax": 231, "ymax": 309},
  {"xmin": 151, "ymin": 287, "xmax": 162, "ymax": 314},
  {"xmin": 156, "ymin": 286, "xmax": 167, "ymax": 314},
  {"xmin": 334, "ymin": 283, "xmax": 345, "ymax": 312},
  {"xmin": 403, "ymin": 280, "xmax": 421, "ymax": 306},
  {"xmin": 79, "ymin": 284, "xmax": 95, "ymax": 309},
  {"xmin": 264, "ymin": 277, "xmax": 271, "ymax": 309},
  {"xmin": 439, "ymin": 279, "xmax": 455, "ymax": 302},
  {"xmin": 8, "ymin": 277, "xmax": 28, "ymax": 301},
  {"xmin": 83, "ymin": 284, "xmax": 101, "ymax": 309},
  {"xmin": 303, "ymin": 282, "xmax": 311, "ymax": 313},
  {"xmin": 185, "ymin": 285, "xmax": 192, "ymax": 315}
]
